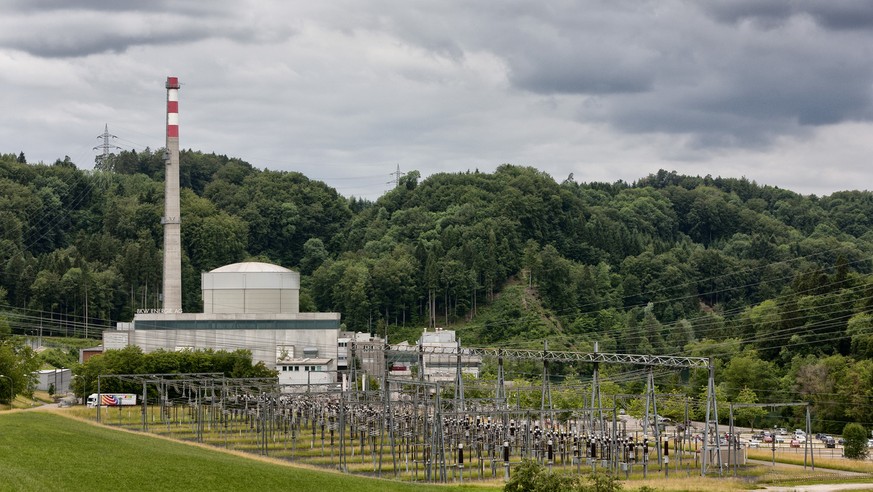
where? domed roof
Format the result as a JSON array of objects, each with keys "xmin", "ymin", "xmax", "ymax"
[{"xmin": 209, "ymin": 262, "xmax": 293, "ymax": 273}]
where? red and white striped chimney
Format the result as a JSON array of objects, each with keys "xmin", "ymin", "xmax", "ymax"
[
  {"xmin": 166, "ymin": 77, "xmax": 180, "ymax": 138},
  {"xmin": 162, "ymin": 76, "xmax": 183, "ymax": 313}
]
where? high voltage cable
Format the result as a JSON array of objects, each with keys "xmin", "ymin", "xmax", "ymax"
[
  {"xmin": 615, "ymin": 281, "xmax": 873, "ymax": 354},
  {"xmin": 448, "ymin": 254, "xmax": 873, "ymax": 340},
  {"xmin": 502, "ymin": 260, "xmax": 873, "ymax": 352},
  {"xmin": 615, "ymin": 283, "xmax": 871, "ymax": 351},
  {"xmin": 548, "ymin": 250, "xmax": 871, "ymax": 322}
]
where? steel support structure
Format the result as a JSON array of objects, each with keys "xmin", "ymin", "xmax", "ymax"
[
  {"xmin": 388, "ymin": 344, "xmax": 710, "ymax": 369},
  {"xmin": 728, "ymin": 402, "xmax": 813, "ymax": 472},
  {"xmin": 385, "ymin": 342, "xmax": 719, "ymax": 475}
]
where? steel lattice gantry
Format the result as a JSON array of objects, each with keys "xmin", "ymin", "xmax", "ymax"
[
  {"xmin": 385, "ymin": 343, "xmax": 721, "ymax": 475},
  {"xmin": 389, "ymin": 344, "xmax": 709, "ymax": 368}
]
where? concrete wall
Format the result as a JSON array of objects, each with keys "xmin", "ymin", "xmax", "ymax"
[
  {"xmin": 34, "ymin": 369, "xmax": 71, "ymax": 394},
  {"xmin": 202, "ymin": 270, "xmax": 300, "ymax": 314},
  {"xmin": 203, "ymin": 289, "xmax": 299, "ymax": 314},
  {"xmin": 130, "ymin": 328, "xmax": 337, "ymax": 369},
  {"xmin": 124, "ymin": 326, "xmax": 339, "ymax": 372}
]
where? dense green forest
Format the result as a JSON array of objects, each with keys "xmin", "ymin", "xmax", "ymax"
[{"xmin": 3, "ymin": 150, "xmax": 873, "ymax": 431}]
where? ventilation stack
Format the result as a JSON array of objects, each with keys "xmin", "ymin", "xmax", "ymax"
[{"xmin": 162, "ymin": 76, "xmax": 182, "ymax": 312}]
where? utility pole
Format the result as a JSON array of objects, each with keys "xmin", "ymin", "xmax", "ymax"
[
  {"xmin": 84, "ymin": 277, "xmax": 89, "ymax": 339},
  {"xmin": 590, "ymin": 341, "xmax": 603, "ymax": 433},
  {"xmin": 540, "ymin": 340, "xmax": 552, "ymax": 428}
]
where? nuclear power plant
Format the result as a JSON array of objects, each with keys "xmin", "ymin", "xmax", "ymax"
[{"xmin": 104, "ymin": 77, "xmax": 341, "ymax": 386}]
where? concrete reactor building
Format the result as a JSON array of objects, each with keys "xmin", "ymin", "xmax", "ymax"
[{"xmin": 104, "ymin": 77, "xmax": 341, "ymax": 387}]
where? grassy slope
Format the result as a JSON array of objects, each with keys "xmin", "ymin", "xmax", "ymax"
[
  {"xmin": 5, "ymin": 410, "xmax": 871, "ymax": 492},
  {"xmin": 0, "ymin": 411, "xmax": 494, "ymax": 492}
]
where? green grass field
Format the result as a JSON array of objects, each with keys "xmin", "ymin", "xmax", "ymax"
[
  {"xmin": 0, "ymin": 411, "xmax": 496, "ymax": 492},
  {"xmin": 6, "ymin": 408, "xmax": 873, "ymax": 492}
]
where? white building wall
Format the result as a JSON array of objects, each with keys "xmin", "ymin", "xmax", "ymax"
[
  {"xmin": 120, "ymin": 312, "xmax": 341, "ymax": 372},
  {"xmin": 202, "ymin": 268, "xmax": 300, "ymax": 314},
  {"xmin": 204, "ymin": 290, "xmax": 245, "ymax": 313},
  {"xmin": 34, "ymin": 369, "xmax": 72, "ymax": 393},
  {"xmin": 278, "ymin": 370, "xmax": 334, "ymax": 386},
  {"xmin": 337, "ymin": 337, "xmax": 350, "ymax": 369},
  {"xmin": 277, "ymin": 361, "xmax": 334, "ymax": 386},
  {"xmin": 127, "ymin": 328, "xmax": 339, "ymax": 371}
]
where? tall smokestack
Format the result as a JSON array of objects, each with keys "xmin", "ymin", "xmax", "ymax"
[{"xmin": 162, "ymin": 76, "xmax": 182, "ymax": 312}]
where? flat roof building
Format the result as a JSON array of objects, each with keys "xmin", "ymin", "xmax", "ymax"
[{"xmin": 105, "ymin": 262, "xmax": 341, "ymax": 378}]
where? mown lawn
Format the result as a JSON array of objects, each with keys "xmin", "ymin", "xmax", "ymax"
[
  {"xmin": 0, "ymin": 411, "xmax": 496, "ymax": 492},
  {"xmin": 7, "ymin": 410, "xmax": 871, "ymax": 492}
]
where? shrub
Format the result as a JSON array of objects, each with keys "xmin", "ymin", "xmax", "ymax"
[
  {"xmin": 504, "ymin": 459, "xmax": 544, "ymax": 492},
  {"xmin": 843, "ymin": 423, "xmax": 869, "ymax": 460},
  {"xmin": 504, "ymin": 460, "xmax": 622, "ymax": 492},
  {"xmin": 582, "ymin": 472, "xmax": 623, "ymax": 492}
]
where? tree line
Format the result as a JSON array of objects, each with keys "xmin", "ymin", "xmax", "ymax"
[{"xmin": 3, "ymin": 151, "xmax": 873, "ymax": 431}]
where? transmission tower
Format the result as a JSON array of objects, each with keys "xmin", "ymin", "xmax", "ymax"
[
  {"xmin": 388, "ymin": 164, "xmax": 405, "ymax": 187},
  {"xmin": 94, "ymin": 123, "xmax": 122, "ymax": 170}
]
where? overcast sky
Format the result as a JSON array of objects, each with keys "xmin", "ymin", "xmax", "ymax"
[{"xmin": 2, "ymin": 1, "xmax": 873, "ymax": 200}]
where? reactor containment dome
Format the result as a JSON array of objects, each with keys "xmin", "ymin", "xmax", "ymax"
[{"xmin": 202, "ymin": 261, "xmax": 301, "ymax": 314}]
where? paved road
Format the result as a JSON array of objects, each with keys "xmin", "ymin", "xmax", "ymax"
[
  {"xmin": 764, "ymin": 484, "xmax": 873, "ymax": 491},
  {"xmin": 751, "ymin": 457, "xmax": 873, "ymax": 491},
  {"xmin": 748, "ymin": 458, "xmax": 868, "ymax": 476}
]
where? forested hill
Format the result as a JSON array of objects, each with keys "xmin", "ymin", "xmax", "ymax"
[{"xmin": 3, "ymin": 150, "xmax": 873, "ymax": 429}]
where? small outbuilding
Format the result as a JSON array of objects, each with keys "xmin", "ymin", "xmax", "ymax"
[{"xmin": 33, "ymin": 368, "xmax": 72, "ymax": 394}]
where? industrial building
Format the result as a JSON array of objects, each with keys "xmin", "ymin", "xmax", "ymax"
[
  {"xmin": 102, "ymin": 77, "xmax": 341, "ymax": 383},
  {"xmin": 391, "ymin": 328, "xmax": 481, "ymax": 382},
  {"xmin": 33, "ymin": 368, "xmax": 71, "ymax": 394},
  {"xmin": 338, "ymin": 331, "xmax": 385, "ymax": 376}
]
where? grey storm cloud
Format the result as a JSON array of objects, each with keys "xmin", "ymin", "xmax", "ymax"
[
  {"xmin": 5, "ymin": 0, "xmax": 238, "ymax": 16},
  {"xmin": 7, "ymin": 0, "xmax": 872, "ymax": 145},
  {"xmin": 0, "ymin": 1, "xmax": 288, "ymax": 58},
  {"xmin": 704, "ymin": 1, "xmax": 873, "ymax": 31},
  {"xmin": 3, "ymin": 0, "xmax": 873, "ymax": 198},
  {"xmin": 344, "ymin": 0, "xmax": 873, "ymax": 149}
]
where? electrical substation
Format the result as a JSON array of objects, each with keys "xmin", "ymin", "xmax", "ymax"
[
  {"xmin": 86, "ymin": 342, "xmax": 778, "ymax": 485},
  {"xmin": 88, "ymin": 76, "xmax": 821, "ymax": 486}
]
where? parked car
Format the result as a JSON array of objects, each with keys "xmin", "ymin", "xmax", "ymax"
[
  {"xmin": 776, "ymin": 427, "xmax": 788, "ymax": 435},
  {"xmin": 867, "ymin": 439, "xmax": 873, "ymax": 448},
  {"xmin": 763, "ymin": 435, "xmax": 773, "ymax": 443},
  {"xmin": 825, "ymin": 437, "xmax": 836, "ymax": 448},
  {"xmin": 775, "ymin": 435, "xmax": 786, "ymax": 444},
  {"xmin": 790, "ymin": 439, "xmax": 800, "ymax": 448},
  {"xmin": 747, "ymin": 438, "xmax": 761, "ymax": 448}
]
